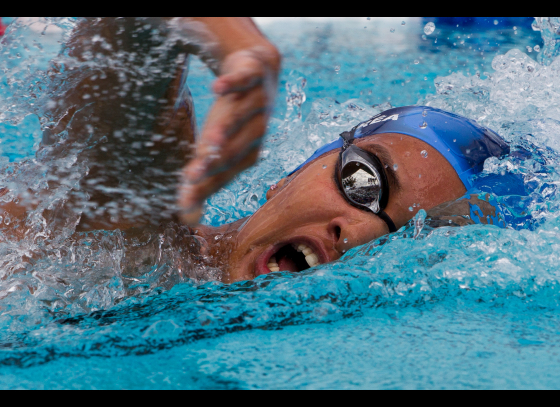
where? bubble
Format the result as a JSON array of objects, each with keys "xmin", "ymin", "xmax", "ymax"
[
  {"xmin": 390, "ymin": 28, "xmax": 395, "ymax": 33},
  {"xmin": 421, "ymin": 150, "xmax": 428, "ymax": 158},
  {"xmin": 422, "ymin": 35, "xmax": 427, "ymax": 41},
  {"xmin": 393, "ymin": 164, "xmax": 398, "ymax": 171},
  {"xmin": 494, "ymin": 20, "xmax": 499, "ymax": 25},
  {"xmin": 527, "ymin": 46, "xmax": 533, "ymax": 53},
  {"xmin": 401, "ymin": 21, "xmax": 406, "ymax": 26},
  {"xmin": 422, "ymin": 109, "xmax": 428, "ymax": 117},
  {"xmin": 414, "ymin": 60, "xmax": 420, "ymax": 65},
  {"xmin": 534, "ymin": 45, "xmax": 541, "ymax": 52},
  {"xmin": 513, "ymin": 26, "xmax": 517, "ymax": 30},
  {"xmin": 367, "ymin": 17, "xmax": 371, "ymax": 20},
  {"xmin": 424, "ymin": 22, "xmax": 436, "ymax": 35},
  {"xmin": 372, "ymin": 67, "xmax": 377, "ymax": 72},
  {"xmin": 334, "ymin": 65, "xmax": 340, "ymax": 72},
  {"xmin": 453, "ymin": 139, "xmax": 457, "ymax": 143},
  {"xmin": 342, "ymin": 250, "xmax": 346, "ymax": 254},
  {"xmin": 420, "ymin": 122, "xmax": 428, "ymax": 129},
  {"xmin": 409, "ymin": 207, "xmax": 413, "ymax": 212},
  {"xmin": 424, "ymin": 77, "xmax": 428, "ymax": 81},
  {"xmin": 343, "ymin": 238, "xmax": 348, "ymax": 244}
]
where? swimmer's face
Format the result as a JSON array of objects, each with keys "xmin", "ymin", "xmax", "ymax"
[{"xmin": 216, "ymin": 133, "xmax": 466, "ymax": 283}]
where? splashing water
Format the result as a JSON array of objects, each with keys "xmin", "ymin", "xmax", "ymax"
[
  {"xmin": 424, "ymin": 22, "xmax": 436, "ymax": 36},
  {"xmin": 2, "ymin": 17, "xmax": 560, "ymax": 389}
]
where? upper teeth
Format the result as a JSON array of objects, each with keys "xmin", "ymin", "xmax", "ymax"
[{"xmin": 295, "ymin": 244, "xmax": 320, "ymax": 267}]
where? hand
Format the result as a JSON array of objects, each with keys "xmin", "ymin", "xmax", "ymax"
[{"xmin": 178, "ymin": 46, "xmax": 280, "ymax": 224}]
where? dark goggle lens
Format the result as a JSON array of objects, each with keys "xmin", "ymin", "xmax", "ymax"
[{"xmin": 341, "ymin": 162, "xmax": 382, "ymax": 212}]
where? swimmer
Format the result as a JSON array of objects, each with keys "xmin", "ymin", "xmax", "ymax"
[
  {"xmin": 191, "ymin": 106, "xmax": 510, "ymax": 282},
  {"xmin": 0, "ymin": 103, "xmax": 508, "ymax": 283},
  {"xmin": 0, "ymin": 18, "xmax": 511, "ymax": 285}
]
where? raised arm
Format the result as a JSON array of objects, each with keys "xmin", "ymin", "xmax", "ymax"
[
  {"xmin": 173, "ymin": 18, "xmax": 281, "ymax": 225},
  {"xmin": 35, "ymin": 18, "xmax": 279, "ymax": 233}
]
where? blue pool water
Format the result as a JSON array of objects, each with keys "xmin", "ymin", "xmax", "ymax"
[{"xmin": 2, "ymin": 17, "xmax": 560, "ymax": 389}]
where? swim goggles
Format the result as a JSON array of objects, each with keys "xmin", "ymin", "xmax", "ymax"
[{"xmin": 337, "ymin": 130, "xmax": 397, "ymax": 233}]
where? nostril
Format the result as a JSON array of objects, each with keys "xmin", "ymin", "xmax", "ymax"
[{"xmin": 334, "ymin": 226, "xmax": 341, "ymax": 241}]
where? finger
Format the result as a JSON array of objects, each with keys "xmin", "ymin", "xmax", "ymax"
[
  {"xmin": 213, "ymin": 72, "xmax": 264, "ymax": 95},
  {"xmin": 212, "ymin": 56, "xmax": 265, "ymax": 95},
  {"xmin": 192, "ymin": 87, "xmax": 267, "ymax": 162},
  {"xmin": 186, "ymin": 108, "xmax": 267, "ymax": 183},
  {"xmin": 178, "ymin": 147, "xmax": 260, "ymax": 225},
  {"xmin": 205, "ymin": 114, "xmax": 267, "ymax": 176}
]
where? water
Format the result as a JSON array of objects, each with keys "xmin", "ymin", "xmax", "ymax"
[{"xmin": 1, "ymin": 17, "xmax": 560, "ymax": 389}]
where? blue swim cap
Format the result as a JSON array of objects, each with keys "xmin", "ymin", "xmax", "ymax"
[{"xmin": 290, "ymin": 106, "xmax": 510, "ymax": 190}]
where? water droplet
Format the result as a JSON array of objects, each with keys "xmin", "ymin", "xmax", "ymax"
[
  {"xmin": 513, "ymin": 26, "xmax": 517, "ymax": 31},
  {"xmin": 343, "ymin": 238, "xmax": 348, "ymax": 244},
  {"xmin": 424, "ymin": 22, "xmax": 436, "ymax": 35},
  {"xmin": 414, "ymin": 60, "xmax": 420, "ymax": 65},
  {"xmin": 342, "ymin": 250, "xmax": 347, "ymax": 254},
  {"xmin": 420, "ymin": 122, "xmax": 428, "ymax": 129},
  {"xmin": 409, "ymin": 207, "xmax": 413, "ymax": 212},
  {"xmin": 493, "ymin": 20, "xmax": 499, "ymax": 25},
  {"xmin": 449, "ymin": 220, "xmax": 453, "ymax": 224},
  {"xmin": 401, "ymin": 21, "xmax": 406, "ymax": 26},
  {"xmin": 356, "ymin": 162, "xmax": 360, "ymax": 166},
  {"xmin": 422, "ymin": 109, "xmax": 428, "ymax": 117},
  {"xmin": 534, "ymin": 45, "xmax": 541, "ymax": 52},
  {"xmin": 322, "ymin": 165, "xmax": 327, "ymax": 169},
  {"xmin": 393, "ymin": 164, "xmax": 398, "ymax": 171},
  {"xmin": 390, "ymin": 28, "xmax": 395, "ymax": 33},
  {"xmin": 526, "ymin": 46, "xmax": 533, "ymax": 53},
  {"xmin": 214, "ymin": 235, "xmax": 220, "ymax": 240},
  {"xmin": 421, "ymin": 150, "xmax": 428, "ymax": 158},
  {"xmin": 419, "ymin": 174, "xmax": 422, "ymax": 178}
]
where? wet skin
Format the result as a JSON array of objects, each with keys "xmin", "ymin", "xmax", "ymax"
[{"xmin": 196, "ymin": 133, "xmax": 467, "ymax": 283}]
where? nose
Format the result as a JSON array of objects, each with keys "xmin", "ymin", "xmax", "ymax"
[
  {"xmin": 327, "ymin": 214, "xmax": 389, "ymax": 255},
  {"xmin": 327, "ymin": 217, "xmax": 350, "ymax": 254}
]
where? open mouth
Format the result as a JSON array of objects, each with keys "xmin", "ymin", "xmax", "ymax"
[{"xmin": 263, "ymin": 242, "xmax": 322, "ymax": 274}]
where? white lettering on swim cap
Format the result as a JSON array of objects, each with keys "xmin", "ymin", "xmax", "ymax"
[{"xmin": 358, "ymin": 114, "xmax": 400, "ymax": 129}]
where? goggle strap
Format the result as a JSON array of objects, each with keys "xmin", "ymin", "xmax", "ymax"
[
  {"xmin": 378, "ymin": 210, "xmax": 397, "ymax": 233},
  {"xmin": 340, "ymin": 129, "xmax": 356, "ymax": 150}
]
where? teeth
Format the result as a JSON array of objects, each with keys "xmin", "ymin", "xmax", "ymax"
[
  {"xmin": 302, "ymin": 248, "xmax": 313, "ymax": 256},
  {"xmin": 267, "ymin": 257, "xmax": 279, "ymax": 271},
  {"xmin": 267, "ymin": 256, "xmax": 279, "ymax": 271},
  {"xmin": 276, "ymin": 244, "xmax": 321, "ymax": 270},
  {"xmin": 305, "ymin": 253, "xmax": 319, "ymax": 267},
  {"xmin": 295, "ymin": 244, "xmax": 321, "ymax": 267}
]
